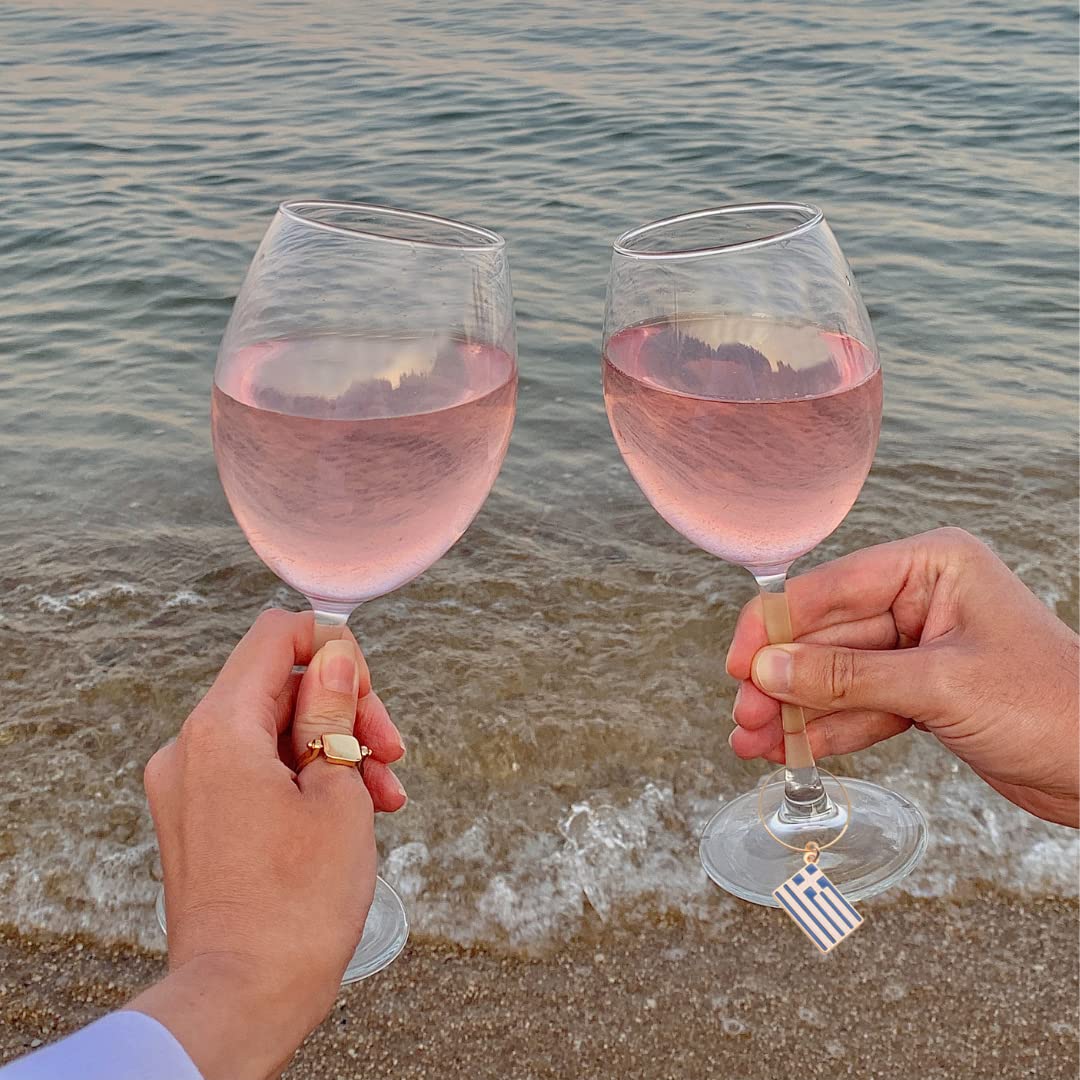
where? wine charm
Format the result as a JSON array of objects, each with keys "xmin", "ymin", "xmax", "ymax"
[
  {"xmin": 773, "ymin": 847, "xmax": 863, "ymax": 954},
  {"xmin": 757, "ymin": 768, "xmax": 864, "ymax": 953}
]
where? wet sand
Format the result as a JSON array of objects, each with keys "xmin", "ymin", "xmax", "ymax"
[{"xmin": 1, "ymin": 892, "xmax": 1076, "ymax": 1079}]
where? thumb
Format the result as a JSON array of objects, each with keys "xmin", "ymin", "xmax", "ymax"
[
  {"xmin": 291, "ymin": 638, "xmax": 371, "ymax": 800},
  {"xmin": 751, "ymin": 642, "xmax": 939, "ymax": 719}
]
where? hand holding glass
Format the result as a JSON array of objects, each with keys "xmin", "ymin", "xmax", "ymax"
[
  {"xmin": 602, "ymin": 204, "xmax": 926, "ymax": 904},
  {"xmin": 158, "ymin": 201, "xmax": 517, "ymax": 980}
]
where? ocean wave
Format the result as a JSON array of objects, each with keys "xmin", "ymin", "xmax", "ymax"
[
  {"xmin": 0, "ymin": 768, "xmax": 1075, "ymax": 954},
  {"xmin": 35, "ymin": 582, "xmax": 139, "ymax": 614}
]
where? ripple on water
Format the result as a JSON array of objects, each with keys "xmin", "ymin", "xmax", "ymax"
[{"xmin": 0, "ymin": 0, "xmax": 1075, "ymax": 949}]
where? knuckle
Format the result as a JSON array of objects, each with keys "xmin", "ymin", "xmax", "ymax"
[
  {"xmin": 931, "ymin": 525, "xmax": 969, "ymax": 544},
  {"xmin": 934, "ymin": 526, "xmax": 987, "ymax": 561},
  {"xmin": 143, "ymin": 747, "xmax": 169, "ymax": 799},
  {"xmin": 299, "ymin": 703, "xmax": 352, "ymax": 732},
  {"xmin": 313, "ymin": 766, "xmax": 373, "ymax": 813},
  {"xmin": 255, "ymin": 607, "xmax": 291, "ymax": 631},
  {"xmin": 826, "ymin": 649, "xmax": 857, "ymax": 703},
  {"xmin": 179, "ymin": 704, "xmax": 226, "ymax": 750},
  {"xmin": 869, "ymin": 617, "xmax": 899, "ymax": 650}
]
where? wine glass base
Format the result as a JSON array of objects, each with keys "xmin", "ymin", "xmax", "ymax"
[
  {"xmin": 156, "ymin": 875, "xmax": 409, "ymax": 984},
  {"xmin": 342, "ymin": 876, "xmax": 410, "ymax": 983},
  {"xmin": 699, "ymin": 775, "xmax": 927, "ymax": 907}
]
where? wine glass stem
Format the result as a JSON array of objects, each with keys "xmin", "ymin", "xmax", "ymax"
[
  {"xmin": 754, "ymin": 572, "xmax": 831, "ymax": 819},
  {"xmin": 309, "ymin": 603, "xmax": 356, "ymax": 651}
]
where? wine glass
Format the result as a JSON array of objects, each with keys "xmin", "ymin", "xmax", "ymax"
[
  {"xmin": 158, "ymin": 200, "xmax": 518, "ymax": 981},
  {"xmin": 602, "ymin": 203, "xmax": 926, "ymax": 906}
]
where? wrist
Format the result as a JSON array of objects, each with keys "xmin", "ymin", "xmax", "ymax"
[{"xmin": 128, "ymin": 953, "xmax": 309, "ymax": 1080}]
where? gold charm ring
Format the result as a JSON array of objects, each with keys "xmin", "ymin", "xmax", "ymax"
[{"xmin": 296, "ymin": 733, "xmax": 372, "ymax": 774}]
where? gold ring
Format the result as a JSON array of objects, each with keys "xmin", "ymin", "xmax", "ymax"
[{"xmin": 296, "ymin": 733, "xmax": 371, "ymax": 774}]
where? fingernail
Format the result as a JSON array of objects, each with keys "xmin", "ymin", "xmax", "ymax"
[
  {"xmin": 732, "ymin": 684, "xmax": 743, "ymax": 721},
  {"xmin": 390, "ymin": 773, "xmax": 407, "ymax": 803},
  {"xmin": 753, "ymin": 646, "xmax": 793, "ymax": 694},
  {"xmin": 727, "ymin": 729, "xmax": 737, "ymax": 749},
  {"xmin": 318, "ymin": 640, "xmax": 357, "ymax": 695}
]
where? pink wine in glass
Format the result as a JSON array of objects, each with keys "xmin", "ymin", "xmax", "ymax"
[
  {"xmin": 603, "ymin": 316, "xmax": 882, "ymax": 574},
  {"xmin": 212, "ymin": 334, "xmax": 517, "ymax": 607}
]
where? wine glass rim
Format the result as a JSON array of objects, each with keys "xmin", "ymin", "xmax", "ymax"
[
  {"xmin": 612, "ymin": 202, "xmax": 825, "ymax": 260},
  {"xmin": 279, "ymin": 199, "xmax": 506, "ymax": 252}
]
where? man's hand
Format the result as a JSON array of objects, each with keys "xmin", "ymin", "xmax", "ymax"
[{"xmin": 727, "ymin": 528, "xmax": 1079, "ymax": 828}]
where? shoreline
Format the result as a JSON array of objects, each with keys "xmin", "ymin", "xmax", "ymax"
[{"xmin": 1, "ymin": 892, "xmax": 1076, "ymax": 1078}]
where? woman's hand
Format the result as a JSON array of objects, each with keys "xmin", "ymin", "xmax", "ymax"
[
  {"xmin": 726, "ymin": 528, "xmax": 1078, "ymax": 828},
  {"xmin": 129, "ymin": 610, "xmax": 406, "ymax": 1080}
]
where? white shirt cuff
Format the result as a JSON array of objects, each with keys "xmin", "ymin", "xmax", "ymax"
[{"xmin": 0, "ymin": 1009, "xmax": 203, "ymax": 1080}]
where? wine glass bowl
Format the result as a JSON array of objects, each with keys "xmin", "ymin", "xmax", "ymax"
[
  {"xmin": 212, "ymin": 201, "xmax": 517, "ymax": 624},
  {"xmin": 158, "ymin": 201, "xmax": 517, "ymax": 982},
  {"xmin": 211, "ymin": 332, "xmax": 517, "ymax": 615},
  {"xmin": 602, "ymin": 203, "xmax": 926, "ymax": 906},
  {"xmin": 603, "ymin": 315, "xmax": 882, "ymax": 579}
]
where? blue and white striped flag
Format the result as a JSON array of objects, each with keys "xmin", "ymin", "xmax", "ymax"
[{"xmin": 773, "ymin": 862, "xmax": 863, "ymax": 954}]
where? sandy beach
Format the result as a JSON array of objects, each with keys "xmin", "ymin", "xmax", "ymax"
[{"xmin": 2, "ymin": 892, "xmax": 1076, "ymax": 1079}]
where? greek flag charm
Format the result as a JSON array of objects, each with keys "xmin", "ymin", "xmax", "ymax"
[{"xmin": 773, "ymin": 861, "xmax": 863, "ymax": 954}]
